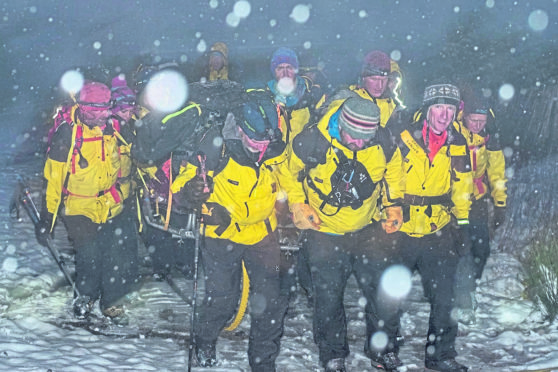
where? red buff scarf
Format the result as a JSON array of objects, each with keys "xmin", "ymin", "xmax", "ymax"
[{"xmin": 422, "ymin": 120, "xmax": 447, "ymax": 163}]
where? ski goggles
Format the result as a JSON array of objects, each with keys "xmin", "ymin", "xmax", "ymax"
[
  {"xmin": 78, "ymin": 101, "xmax": 112, "ymax": 111},
  {"xmin": 111, "ymin": 96, "xmax": 136, "ymax": 108}
]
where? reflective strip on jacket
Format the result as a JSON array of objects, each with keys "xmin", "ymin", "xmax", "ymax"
[
  {"xmin": 283, "ymin": 99, "xmax": 404, "ymax": 234},
  {"xmin": 45, "ymin": 114, "xmax": 123, "ymax": 224},
  {"xmin": 398, "ymin": 121, "xmax": 473, "ymax": 237},
  {"xmin": 110, "ymin": 117, "xmax": 134, "ymax": 201},
  {"xmin": 349, "ymin": 85, "xmax": 397, "ymax": 128},
  {"xmin": 453, "ymin": 121, "xmax": 507, "ymax": 206},
  {"xmin": 171, "ymin": 148, "xmax": 289, "ymax": 245}
]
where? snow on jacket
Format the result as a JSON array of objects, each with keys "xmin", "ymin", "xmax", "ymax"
[
  {"xmin": 45, "ymin": 105, "xmax": 124, "ymax": 224},
  {"xmin": 282, "ymin": 99, "xmax": 403, "ymax": 235},
  {"xmin": 171, "ymin": 124, "xmax": 289, "ymax": 245},
  {"xmin": 398, "ymin": 118, "xmax": 473, "ymax": 237},
  {"xmin": 453, "ymin": 121, "xmax": 507, "ymax": 206}
]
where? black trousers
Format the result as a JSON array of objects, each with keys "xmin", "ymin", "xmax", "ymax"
[
  {"xmin": 194, "ymin": 232, "xmax": 288, "ymax": 372},
  {"xmin": 305, "ymin": 223, "xmax": 401, "ymax": 366},
  {"xmin": 454, "ymin": 197, "xmax": 492, "ymax": 308},
  {"xmin": 386, "ymin": 227, "xmax": 461, "ymax": 363},
  {"xmin": 141, "ymin": 211, "xmax": 195, "ymax": 278},
  {"xmin": 64, "ymin": 204, "xmax": 139, "ymax": 310}
]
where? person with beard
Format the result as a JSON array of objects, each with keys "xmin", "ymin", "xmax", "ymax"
[
  {"xmin": 170, "ymin": 98, "xmax": 290, "ymax": 372},
  {"xmin": 266, "ymin": 47, "xmax": 325, "ymax": 306},
  {"xmin": 280, "ymin": 96, "xmax": 404, "ymax": 372},
  {"xmin": 267, "ymin": 47, "xmax": 324, "ymax": 144},
  {"xmin": 35, "ymin": 80, "xmax": 139, "ymax": 323}
]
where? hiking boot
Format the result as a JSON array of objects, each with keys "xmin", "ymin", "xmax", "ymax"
[
  {"xmin": 455, "ymin": 307, "xmax": 476, "ymax": 325},
  {"xmin": 425, "ymin": 358, "xmax": 468, "ymax": 372},
  {"xmin": 103, "ymin": 305, "xmax": 125, "ymax": 318},
  {"xmin": 371, "ymin": 352, "xmax": 403, "ymax": 371},
  {"xmin": 195, "ymin": 343, "xmax": 217, "ymax": 367},
  {"xmin": 324, "ymin": 358, "xmax": 346, "ymax": 372},
  {"xmin": 103, "ymin": 305, "xmax": 129, "ymax": 326},
  {"xmin": 73, "ymin": 296, "xmax": 94, "ymax": 319}
]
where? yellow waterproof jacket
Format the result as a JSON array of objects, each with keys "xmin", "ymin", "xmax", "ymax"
[
  {"xmin": 45, "ymin": 107, "xmax": 124, "ymax": 225},
  {"xmin": 349, "ymin": 85, "xmax": 397, "ymax": 128},
  {"xmin": 453, "ymin": 122, "xmax": 507, "ymax": 206},
  {"xmin": 398, "ymin": 120, "xmax": 473, "ymax": 237},
  {"xmin": 282, "ymin": 99, "xmax": 404, "ymax": 234},
  {"xmin": 171, "ymin": 134, "xmax": 289, "ymax": 245},
  {"xmin": 266, "ymin": 77, "xmax": 324, "ymax": 144}
]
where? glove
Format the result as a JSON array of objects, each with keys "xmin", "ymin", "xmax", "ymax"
[
  {"xmin": 181, "ymin": 174, "xmax": 214, "ymax": 207},
  {"xmin": 201, "ymin": 202, "xmax": 231, "ymax": 235},
  {"xmin": 290, "ymin": 203, "xmax": 321, "ymax": 230},
  {"xmin": 493, "ymin": 206, "xmax": 506, "ymax": 230},
  {"xmin": 381, "ymin": 206, "xmax": 403, "ymax": 234},
  {"xmin": 35, "ymin": 213, "xmax": 53, "ymax": 247},
  {"xmin": 454, "ymin": 221, "xmax": 473, "ymax": 257}
]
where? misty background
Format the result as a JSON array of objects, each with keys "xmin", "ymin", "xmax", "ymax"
[{"xmin": 2, "ymin": 0, "xmax": 558, "ymax": 161}]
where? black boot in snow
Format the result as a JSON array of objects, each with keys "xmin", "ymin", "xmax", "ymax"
[
  {"xmin": 371, "ymin": 352, "xmax": 403, "ymax": 371},
  {"xmin": 425, "ymin": 358, "xmax": 468, "ymax": 372},
  {"xmin": 324, "ymin": 358, "xmax": 346, "ymax": 372},
  {"xmin": 195, "ymin": 343, "xmax": 217, "ymax": 367},
  {"xmin": 73, "ymin": 296, "xmax": 93, "ymax": 319}
]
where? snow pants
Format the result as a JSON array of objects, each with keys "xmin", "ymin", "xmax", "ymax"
[
  {"xmin": 394, "ymin": 226, "xmax": 461, "ymax": 363},
  {"xmin": 194, "ymin": 232, "xmax": 288, "ymax": 372},
  {"xmin": 305, "ymin": 223, "xmax": 400, "ymax": 367},
  {"xmin": 64, "ymin": 203, "xmax": 139, "ymax": 310},
  {"xmin": 454, "ymin": 197, "xmax": 491, "ymax": 308},
  {"xmin": 141, "ymin": 211, "xmax": 195, "ymax": 278}
]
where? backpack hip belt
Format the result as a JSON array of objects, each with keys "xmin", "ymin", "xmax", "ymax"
[
  {"xmin": 403, "ymin": 192, "xmax": 451, "ymax": 206},
  {"xmin": 62, "ymin": 183, "xmax": 121, "ymax": 204}
]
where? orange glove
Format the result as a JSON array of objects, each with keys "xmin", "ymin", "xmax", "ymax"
[
  {"xmin": 290, "ymin": 203, "xmax": 321, "ymax": 230},
  {"xmin": 381, "ymin": 206, "xmax": 403, "ymax": 234}
]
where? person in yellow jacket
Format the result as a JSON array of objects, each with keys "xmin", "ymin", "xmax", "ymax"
[
  {"xmin": 171, "ymin": 98, "xmax": 289, "ymax": 372},
  {"xmin": 267, "ymin": 47, "xmax": 324, "ymax": 144},
  {"xmin": 265, "ymin": 46, "xmax": 325, "ymax": 304},
  {"xmin": 452, "ymin": 87, "xmax": 507, "ymax": 324},
  {"xmin": 35, "ymin": 80, "xmax": 139, "ymax": 322},
  {"xmin": 281, "ymin": 96, "xmax": 404, "ymax": 372},
  {"xmin": 369, "ymin": 83, "xmax": 472, "ymax": 372},
  {"xmin": 189, "ymin": 41, "xmax": 238, "ymax": 83},
  {"xmin": 325, "ymin": 50, "xmax": 403, "ymax": 129}
]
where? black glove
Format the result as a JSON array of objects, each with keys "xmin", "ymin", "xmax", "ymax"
[
  {"xmin": 493, "ymin": 206, "xmax": 506, "ymax": 230},
  {"xmin": 35, "ymin": 213, "xmax": 53, "ymax": 247},
  {"xmin": 181, "ymin": 174, "xmax": 214, "ymax": 207},
  {"xmin": 202, "ymin": 202, "xmax": 232, "ymax": 236},
  {"xmin": 454, "ymin": 223, "xmax": 473, "ymax": 257}
]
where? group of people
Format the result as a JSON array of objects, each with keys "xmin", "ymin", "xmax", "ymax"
[{"xmin": 34, "ymin": 42, "xmax": 507, "ymax": 372}]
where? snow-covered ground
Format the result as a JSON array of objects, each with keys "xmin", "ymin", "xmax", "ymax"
[{"xmin": 1, "ymin": 129, "xmax": 558, "ymax": 372}]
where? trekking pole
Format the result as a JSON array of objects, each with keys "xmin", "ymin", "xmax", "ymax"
[
  {"xmin": 188, "ymin": 153, "xmax": 211, "ymax": 371},
  {"xmin": 187, "ymin": 210, "xmax": 203, "ymax": 372},
  {"xmin": 14, "ymin": 177, "xmax": 80, "ymax": 298}
]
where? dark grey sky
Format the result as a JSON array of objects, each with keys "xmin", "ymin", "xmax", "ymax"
[{"xmin": 2, "ymin": 0, "xmax": 557, "ymax": 136}]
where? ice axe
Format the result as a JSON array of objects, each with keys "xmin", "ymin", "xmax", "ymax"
[{"xmin": 10, "ymin": 176, "xmax": 80, "ymax": 298}]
